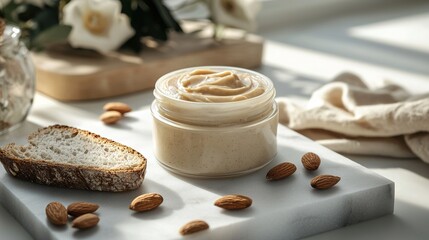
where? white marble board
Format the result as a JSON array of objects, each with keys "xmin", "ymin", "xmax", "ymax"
[{"xmin": 0, "ymin": 110, "xmax": 394, "ymax": 240}]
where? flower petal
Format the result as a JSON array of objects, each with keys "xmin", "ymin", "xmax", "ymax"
[{"xmin": 63, "ymin": 0, "xmax": 134, "ymax": 53}]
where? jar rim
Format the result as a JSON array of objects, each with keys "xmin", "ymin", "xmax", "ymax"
[{"xmin": 154, "ymin": 66, "xmax": 274, "ymax": 106}]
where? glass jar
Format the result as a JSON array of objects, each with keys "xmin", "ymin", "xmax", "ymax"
[
  {"xmin": 0, "ymin": 24, "xmax": 35, "ymax": 135},
  {"xmin": 151, "ymin": 66, "xmax": 278, "ymax": 178}
]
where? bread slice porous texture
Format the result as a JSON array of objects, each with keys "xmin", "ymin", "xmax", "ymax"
[{"xmin": 0, "ymin": 125, "xmax": 147, "ymax": 192}]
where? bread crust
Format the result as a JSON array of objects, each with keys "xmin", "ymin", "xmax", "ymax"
[{"xmin": 0, "ymin": 125, "xmax": 147, "ymax": 192}]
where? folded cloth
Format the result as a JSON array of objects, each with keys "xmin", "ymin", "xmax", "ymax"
[{"xmin": 277, "ymin": 72, "xmax": 429, "ymax": 163}]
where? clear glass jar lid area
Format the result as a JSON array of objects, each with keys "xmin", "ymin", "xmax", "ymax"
[{"xmin": 153, "ymin": 66, "xmax": 276, "ymax": 126}]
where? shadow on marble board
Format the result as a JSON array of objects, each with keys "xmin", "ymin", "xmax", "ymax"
[
  {"xmin": 0, "ymin": 121, "xmax": 42, "ymax": 146},
  {"xmin": 169, "ymin": 155, "xmax": 299, "ymax": 205},
  {"xmin": 262, "ymin": 0, "xmax": 429, "ymax": 76},
  {"xmin": 302, "ymin": 199, "xmax": 429, "ymax": 240}
]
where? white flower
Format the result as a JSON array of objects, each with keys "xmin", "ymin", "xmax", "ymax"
[
  {"xmin": 63, "ymin": 0, "xmax": 134, "ymax": 54},
  {"xmin": 209, "ymin": 0, "xmax": 261, "ymax": 31}
]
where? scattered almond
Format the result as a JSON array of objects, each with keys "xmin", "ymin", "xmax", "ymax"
[
  {"xmin": 179, "ymin": 220, "xmax": 209, "ymax": 235},
  {"xmin": 99, "ymin": 111, "xmax": 122, "ymax": 124},
  {"xmin": 46, "ymin": 202, "xmax": 68, "ymax": 226},
  {"xmin": 67, "ymin": 202, "xmax": 99, "ymax": 217},
  {"xmin": 311, "ymin": 175, "xmax": 341, "ymax": 190},
  {"xmin": 266, "ymin": 162, "xmax": 296, "ymax": 181},
  {"xmin": 103, "ymin": 102, "xmax": 132, "ymax": 114},
  {"xmin": 129, "ymin": 193, "xmax": 163, "ymax": 212},
  {"xmin": 214, "ymin": 194, "xmax": 252, "ymax": 210},
  {"xmin": 72, "ymin": 213, "xmax": 99, "ymax": 229},
  {"xmin": 301, "ymin": 152, "xmax": 321, "ymax": 171}
]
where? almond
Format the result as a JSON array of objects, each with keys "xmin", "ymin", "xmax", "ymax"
[
  {"xmin": 99, "ymin": 111, "xmax": 122, "ymax": 124},
  {"xmin": 311, "ymin": 175, "xmax": 341, "ymax": 190},
  {"xmin": 72, "ymin": 213, "xmax": 99, "ymax": 229},
  {"xmin": 129, "ymin": 193, "xmax": 163, "ymax": 212},
  {"xmin": 67, "ymin": 202, "xmax": 99, "ymax": 217},
  {"xmin": 214, "ymin": 194, "xmax": 252, "ymax": 210},
  {"xmin": 103, "ymin": 102, "xmax": 132, "ymax": 114},
  {"xmin": 46, "ymin": 202, "xmax": 68, "ymax": 225},
  {"xmin": 301, "ymin": 152, "xmax": 321, "ymax": 171},
  {"xmin": 179, "ymin": 220, "xmax": 209, "ymax": 235},
  {"xmin": 266, "ymin": 162, "xmax": 296, "ymax": 181}
]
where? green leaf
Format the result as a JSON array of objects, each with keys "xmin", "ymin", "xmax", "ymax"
[
  {"xmin": 31, "ymin": 24, "xmax": 71, "ymax": 49},
  {"xmin": 32, "ymin": 6, "xmax": 59, "ymax": 31},
  {"xmin": 147, "ymin": 0, "xmax": 182, "ymax": 31},
  {"xmin": 15, "ymin": 4, "xmax": 43, "ymax": 22},
  {"xmin": 2, "ymin": 2, "xmax": 20, "ymax": 24},
  {"xmin": 120, "ymin": 0, "xmax": 133, "ymax": 16}
]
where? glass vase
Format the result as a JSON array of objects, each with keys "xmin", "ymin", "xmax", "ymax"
[{"xmin": 0, "ymin": 24, "xmax": 35, "ymax": 135}]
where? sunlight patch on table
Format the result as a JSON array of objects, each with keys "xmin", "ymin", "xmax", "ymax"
[{"xmin": 349, "ymin": 13, "xmax": 429, "ymax": 54}]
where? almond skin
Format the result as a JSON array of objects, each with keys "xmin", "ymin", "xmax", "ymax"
[
  {"xmin": 301, "ymin": 152, "xmax": 321, "ymax": 171},
  {"xmin": 214, "ymin": 194, "xmax": 252, "ymax": 210},
  {"xmin": 72, "ymin": 213, "xmax": 99, "ymax": 229},
  {"xmin": 46, "ymin": 202, "xmax": 68, "ymax": 225},
  {"xmin": 179, "ymin": 220, "xmax": 209, "ymax": 235},
  {"xmin": 67, "ymin": 202, "xmax": 99, "ymax": 217},
  {"xmin": 99, "ymin": 111, "xmax": 122, "ymax": 124},
  {"xmin": 129, "ymin": 193, "xmax": 163, "ymax": 212},
  {"xmin": 311, "ymin": 175, "xmax": 341, "ymax": 190},
  {"xmin": 103, "ymin": 102, "xmax": 132, "ymax": 114},
  {"xmin": 266, "ymin": 162, "xmax": 297, "ymax": 181}
]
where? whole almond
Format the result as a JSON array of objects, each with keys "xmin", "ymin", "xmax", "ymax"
[
  {"xmin": 103, "ymin": 102, "xmax": 132, "ymax": 114},
  {"xmin": 46, "ymin": 202, "xmax": 68, "ymax": 225},
  {"xmin": 301, "ymin": 152, "xmax": 321, "ymax": 171},
  {"xmin": 72, "ymin": 213, "xmax": 99, "ymax": 229},
  {"xmin": 99, "ymin": 111, "xmax": 122, "ymax": 124},
  {"xmin": 266, "ymin": 162, "xmax": 296, "ymax": 181},
  {"xmin": 67, "ymin": 202, "xmax": 99, "ymax": 217},
  {"xmin": 214, "ymin": 194, "xmax": 252, "ymax": 210},
  {"xmin": 311, "ymin": 175, "xmax": 341, "ymax": 190},
  {"xmin": 129, "ymin": 193, "xmax": 163, "ymax": 212},
  {"xmin": 179, "ymin": 220, "xmax": 209, "ymax": 235}
]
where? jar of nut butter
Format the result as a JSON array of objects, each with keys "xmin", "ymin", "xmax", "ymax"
[{"xmin": 151, "ymin": 66, "xmax": 278, "ymax": 178}]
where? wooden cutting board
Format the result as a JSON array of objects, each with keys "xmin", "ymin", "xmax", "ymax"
[{"xmin": 33, "ymin": 28, "xmax": 263, "ymax": 101}]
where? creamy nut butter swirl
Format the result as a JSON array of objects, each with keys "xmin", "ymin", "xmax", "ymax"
[{"xmin": 164, "ymin": 69, "xmax": 266, "ymax": 102}]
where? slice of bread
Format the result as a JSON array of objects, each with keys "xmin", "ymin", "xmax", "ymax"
[{"xmin": 0, "ymin": 125, "xmax": 147, "ymax": 192}]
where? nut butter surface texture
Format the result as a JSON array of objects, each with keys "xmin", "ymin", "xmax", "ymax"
[{"xmin": 164, "ymin": 69, "xmax": 266, "ymax": 102}]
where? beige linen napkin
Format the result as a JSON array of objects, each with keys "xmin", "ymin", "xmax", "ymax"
[{"xmin": 277, "ymin": 72, "xmax": 429, "ymax": 163}]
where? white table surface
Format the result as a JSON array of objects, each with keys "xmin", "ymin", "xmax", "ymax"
[{"xmin": 2, "ymin": 1, "xmax": 429, "ymax": 239}]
